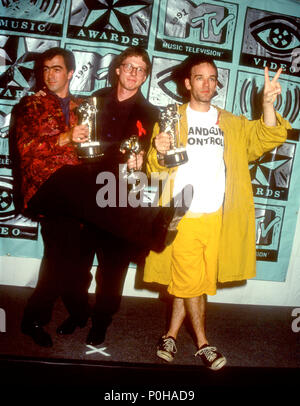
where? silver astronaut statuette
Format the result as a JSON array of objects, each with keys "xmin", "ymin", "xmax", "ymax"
[
  {"xmin": 159, "ymin": 103, "xmax": 188, "ymax": 168},
  {"xmin": 76, "ymin": 97, "xmax": 103, "ymax": 160},
  {"xmin": 120, "ymin": 135, "xmax": 143, "ymax": 192}
]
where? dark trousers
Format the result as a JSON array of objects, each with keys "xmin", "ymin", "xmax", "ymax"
[
  {"xmin": 24, "ymin": 163, "xmax": 165, "ymax": 328},
  {"xmin": 68, "ymin": 223, "xmax": 147, "ymax": 330},
  {"xmin": 22, "ymin": 216, "xmax": 94, "ymax": 326},
  {"xmin": 92, "ymin": 232, "xmax": 138, "ymax": 329}
]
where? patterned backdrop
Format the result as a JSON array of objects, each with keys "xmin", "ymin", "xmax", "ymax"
[{"xmin": 0, "ymin": 0, "xmax": 299, "ymax": 282}]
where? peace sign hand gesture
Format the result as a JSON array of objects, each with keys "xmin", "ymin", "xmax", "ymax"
[
  {"xmin": 263, "ymin": 66, "xmax": 282, "ymax": 106},
  {"xmin": 262, "ymin": 67, "xmax": 282, "ymax": 126}
]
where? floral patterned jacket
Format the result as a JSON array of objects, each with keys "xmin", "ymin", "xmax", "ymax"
[{"xmin": 15, "ymin": 90, "xmax": 83, "ymax": 208}]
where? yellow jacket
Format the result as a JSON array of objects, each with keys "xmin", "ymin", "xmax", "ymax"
[{"xmin": 144, "ymin": 103, "xmax": 291, "ymax": 286}]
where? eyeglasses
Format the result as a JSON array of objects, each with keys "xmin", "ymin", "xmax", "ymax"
[{"xmin": 121, "ymin": 63, "xmax": 146, "ymax": 76}]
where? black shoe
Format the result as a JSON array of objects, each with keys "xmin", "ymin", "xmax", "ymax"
[
  {"xmin": 86, "ymin": 326, "xmax": 107, "ymax": 346},
  {"xmin": 21, "ymin": 321, "xmax": 53, "ymax": 348},
  {"xmin": 157, "ymin": 335, "xmax": 177, "ymax": 362},
  {"xmin": 56, "ymin": 316, "xmax": 87, "ymax": 335},
  {"xmin": 195, "ymin": 344, "xmax": 227, "ymax": 371},
  {"xmin": 152, "ymin": 184, "xmax": 193, "ymax": 251}
]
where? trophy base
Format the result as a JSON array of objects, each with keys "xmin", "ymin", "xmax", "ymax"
[
  {"xmin": 77, "ymin": 141, "xmax": 103, "ymax": 160},
  {"xmin": 164, "ymin": 148, "xmax": 188, "ymax": 168}
]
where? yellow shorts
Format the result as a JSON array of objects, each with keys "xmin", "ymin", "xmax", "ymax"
[{"xmin": 167, "ymin": 208, "xmax": 222, "ymax": 298}]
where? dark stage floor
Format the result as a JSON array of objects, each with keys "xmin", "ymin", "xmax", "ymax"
[{"xmin": 0, "ymin": 285, "xmax": 299, "ymax": 395}]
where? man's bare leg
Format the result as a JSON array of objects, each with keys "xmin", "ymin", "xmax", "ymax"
[
  {"xmin": 184, "ymin": 295, "xmax": 208, "ymax": 348},
  {"xmin": 157, "ymin": 297, "xmax": 186, "ymax": 362},
  {"xmin": 165, "ymin": 297, "xmax": 186, "ymax": 339},
  {"xmin": 185, "ymin": 295, "xmax": 226, "ymax": 370}
]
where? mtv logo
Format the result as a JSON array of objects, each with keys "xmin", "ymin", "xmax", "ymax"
[
  {"xmin": 255, "ymin": 208, "xmax": 280, "ymax": 246},
  {"xmin": 255, "ymin": 204, "xmax": 284, "ymax": 262},
  {"xmin": 163, "ymin": 0, "xmax": 237, "ymax": 46}
]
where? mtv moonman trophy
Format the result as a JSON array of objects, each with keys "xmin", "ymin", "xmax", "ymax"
[
  {"xmin": 76, "ymin": 97, "xmax": 103, "ymax": 160},
  {"xmin": 159, "ymin": 104, "xmax": 188, "ymax": 168},
  {"xmin": 120, "ymin": 135, "xmax": 142, "ymax": 192}
]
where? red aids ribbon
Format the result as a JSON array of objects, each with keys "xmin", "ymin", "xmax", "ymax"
[{"xmin": 136, "ymin": 120, "xmax": 146, "ymax": 137}]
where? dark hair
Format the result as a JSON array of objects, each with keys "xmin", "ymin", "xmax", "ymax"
[
  {"xmin": 171, "ymin": 55, "xmax": 218, "ymax": 102},
  {"xmin": 180, "ymin": 55, "xmax": 217, "ymax": 80},
  {"xmin": 108, "ymin": 46, "xmax": 151, "ymax": 87},
  {"xmin": 40, "ymin": 47, "xmax": 76, "ymax": 72}
]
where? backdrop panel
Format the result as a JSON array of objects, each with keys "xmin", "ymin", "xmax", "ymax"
[{"xmin": 0, "ymin": 0, "xmax": 299, "ymax": 282}]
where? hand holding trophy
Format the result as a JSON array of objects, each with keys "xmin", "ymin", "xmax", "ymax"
[
  {"xmin": 159, "ymin": 104, "xmax": 188, "ymax": 168},
  {"xmin": 76, "ymin": 97, "xmax": 103, "ymax": 160},
  {"xmin": 120, "ymin": 135, "xmax": 143, "ymax": 192}
]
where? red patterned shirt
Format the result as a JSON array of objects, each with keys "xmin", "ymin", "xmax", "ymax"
[{"xmin": 15, "ymin": 90, "xmax": 83, "ymax": 208}]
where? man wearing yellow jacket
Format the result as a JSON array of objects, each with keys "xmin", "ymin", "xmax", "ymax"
[{"xmin": 144, "ymin": 55, "xmax": 291, "ymax": 370}]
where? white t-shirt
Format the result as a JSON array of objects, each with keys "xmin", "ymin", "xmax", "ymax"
[{"xmin": 173, "ymin": 104, "xmax": 225, "ymax": 214}]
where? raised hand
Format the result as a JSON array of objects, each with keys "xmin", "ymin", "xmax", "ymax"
[
  {"xmin": 263, "ymin": 67, "xmax": 282, "ymax": 106},
  {"xmin": 262, "ymin": 67, "xmax": 282, "ymax": 126}
]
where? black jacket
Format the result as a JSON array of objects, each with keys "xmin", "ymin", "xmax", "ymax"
[{"xmin": 92, "ymin": 87, "xmax": 159, "ymax": 171}]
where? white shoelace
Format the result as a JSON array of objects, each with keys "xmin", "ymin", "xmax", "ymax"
[
  {"xmin": 195, "ymin": 346, "xmax": 217, "ymax": 361},
  {"xmin": 162, "ymin": 337, "xmax": 177, "ymax": 353}
]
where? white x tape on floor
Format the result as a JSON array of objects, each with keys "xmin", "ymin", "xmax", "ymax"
[{"xmin": 85, "ymin": 345, "xmax": 111, "ymax": 357}]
